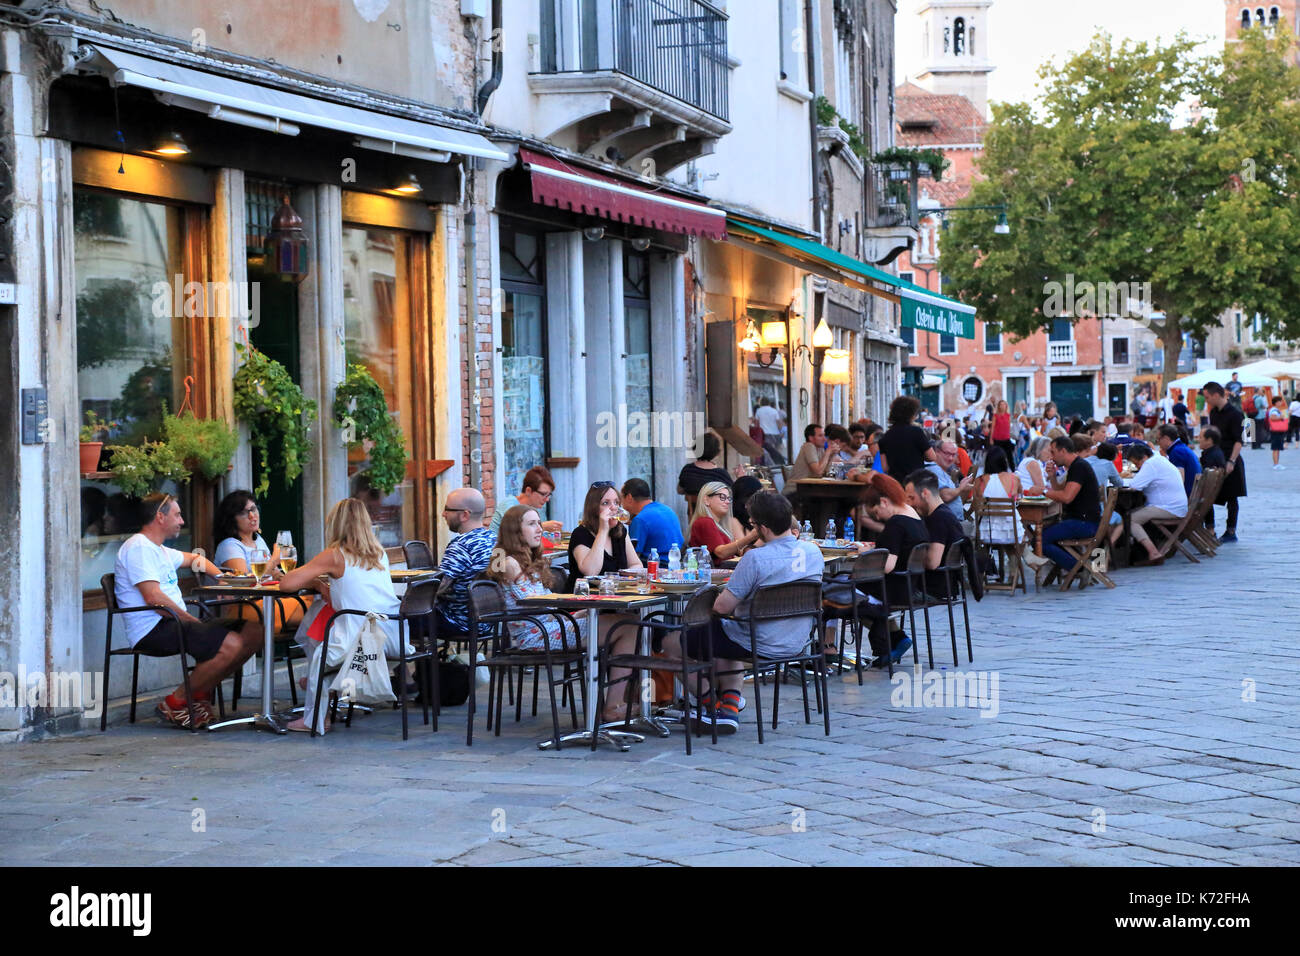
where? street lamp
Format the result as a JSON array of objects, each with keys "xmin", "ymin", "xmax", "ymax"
[{"xmin": 934, "ymin": 203, "xmax": 1012, "ymax": 235}]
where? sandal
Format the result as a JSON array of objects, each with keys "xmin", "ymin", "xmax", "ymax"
[{"xmin": 286, "ymin": 716, "xmax": 330, "ymax": 734}]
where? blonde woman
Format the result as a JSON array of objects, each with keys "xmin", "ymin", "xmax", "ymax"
[
  {"xmin": 688, "ymin": 481, "xmax": 760, "ymax": 561},
  {"xmin": 279, "ymin": 498, "xmax": 410, "ymax": 734}
]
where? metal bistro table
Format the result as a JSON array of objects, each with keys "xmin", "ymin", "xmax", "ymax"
[
  {"xmin": 518, "ymin": 591, "xmax": 669, "ymax": 752},
  {"xmin": 197, "ymin": 569, "xmax": 440, "ymax": 735}
]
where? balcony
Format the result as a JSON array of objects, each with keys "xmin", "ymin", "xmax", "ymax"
[
  {"xmin": 1048, "ymin": 341, "xmax": 1077, "ymax": 365},
  {"xmin": 533, "ymin": 0, "xmax": 732, "ymax": 174}
]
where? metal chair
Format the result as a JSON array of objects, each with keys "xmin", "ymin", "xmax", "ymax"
[
  {"xmin": 403, "ymin": 540, "xmax": 435, "ymax": 570},
  {"xmin": 393, "ymin": 578, "xmax": 442, "ymax": 739},
  {"xmin": 822, "ymin": 549, "xmax": 892, "ymax": 683},
  {"xmin": 99, "ymin": 573, "xmax": 201, "ymax": 733},
  {"xmin": 921, "ymin": 540, "xmax": 973, "ymax": 666},
  {"xmin": 718, "ymin": 581, "xmax": 828, "ymax": 744},
  {"xmin": 889, "ymin": 542, "xmax": 934, "ymax": 668},
  {"xmin": 463, "ymin": 580, "xmax": 585, "ymax": 749}
]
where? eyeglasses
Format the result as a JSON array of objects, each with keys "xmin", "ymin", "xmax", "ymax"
[
  {"xmin": 709, "ymin": 493, "xmax": 732, "ymax": 503},
  {"xmin": 530, "ymin": 488, "xmax": 554, "ymax": 500},
  {"xmin": 442, "ymin": 507, "xmax": 469, "ymax": 515},
  {"xmin": 240, "ymin": 505, "xmax": 259, "ymax": 516}
]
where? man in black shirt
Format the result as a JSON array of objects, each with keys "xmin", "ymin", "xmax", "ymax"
[
  {"xmin": 905, "ymin": 469, "xmax": 965, "ymax": 598},
  {"xmin": 1027, "ymin": 436, "xmax": 1101, "ymax": 573},
  {"xmin": 1204, "ymin": 381, "xmax": 1246, "ymax": 542}
]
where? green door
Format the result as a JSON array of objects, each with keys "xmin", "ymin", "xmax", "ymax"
[
  {"xmin": 245, "ymin": 182, "xmax": 304, "ymax": 548},
  {"xmin": 1051, "ymin": 376, "xmax": 1095, "ymax": 420}
]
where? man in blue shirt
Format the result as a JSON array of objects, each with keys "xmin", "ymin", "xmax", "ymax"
[
  {"xmin": 436, "ymin": 488, "xmax": 496, "ymax": 636},
  {"xmin": 1156, "ymin": 424, "xmax": 1202, "ymax": 496},
  {"xmin": 621, "ymin": 478, "xmax": 683, "ymax": 560}
]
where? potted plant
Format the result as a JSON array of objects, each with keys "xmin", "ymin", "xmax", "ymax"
[
  {"xmin": 1228, "ymin": 347, "xmax": 1242, "ymax": 364},
  {"xmin": 103, "ymin": 439, "xmax": 188, "ymax": 499},
  {"xmin": 232, "ymin": 344, "xmax": 317, "ymax": 497},
  {"xmin": 334, "ymin": 363, "xmax": 407, "ymax": 495},
  {"xmin": 78, "ymin": 410, "xmax": 117, "ymax": 474},
  {"xmin": 163, "ymin": 409, "xmax": 238, "ymax": 480}
]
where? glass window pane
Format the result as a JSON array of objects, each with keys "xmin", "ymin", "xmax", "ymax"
[
  {"xmin": 342, "ymin": 226, "xmax": 416, "ymax": 548},
  {"xmin": 502, "ymin": 292, "xmax": 548, "ymax": 502},
  {"xmin": 75, "ymin": 189, "xmax": 190, "ymax": 593},
  {"xmin": 625, "ymin": 302, "xmax": 654, "ymax": 489}
]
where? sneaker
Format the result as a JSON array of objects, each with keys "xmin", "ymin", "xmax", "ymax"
[
  {"xmin": 1219, "ymin": 531, "xmax": 1238, "ymax": 543},
  {"xmin": 1276, "ymin": 464, "xmax": 1286, "ymax": 471},
  {"xmin": 888, "ymin": 636, "xmax": 914, "ymax": 665},
  {"xmin": 691, "ymin": 704, "xmax": 738, "ymax": 735},
  {"xmin": 872, "ymin": 634, "xmax": 910, "ymax": 669},
  {"xmin": 718, "ymin": 688, "xmax": 746, "ymax": 716}
]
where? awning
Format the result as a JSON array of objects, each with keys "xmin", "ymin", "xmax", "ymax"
[
  {"xmin": 521, "ymin": 149, "xmax": 727, "ymax": 240},
  {"xmin": 727, "ymin": 220, "xmax": 977, "ymax": 339},
  {"xmin": 83, "ymin": 45, "xmax": 509, "ymax": 162}
]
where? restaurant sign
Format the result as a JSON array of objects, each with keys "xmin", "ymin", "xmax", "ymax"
[{"xmin": 902, "ymin": 297, "xmax": 974, "ymax": 339}]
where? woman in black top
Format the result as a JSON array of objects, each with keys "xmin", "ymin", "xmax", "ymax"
[
  {"xmin": 567, "ymin": 481, "xmax": 643, "ymax": 590},
  {"xmin": 856, "ymin": 473, "xmax": 929, "ymax": 664},
  {"xmin": 731, "ymin": 475, "xmax": 764, "ymax": 531},
  {"xmin": 878, "ymin": 394, "xmax": 930, "ymax": 484},
  {"xmin": 677, "ymin": 432, "xmax": 734, "ymax": 497}
]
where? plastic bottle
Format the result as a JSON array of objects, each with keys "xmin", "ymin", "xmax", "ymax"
[
  {"xmin": 698, "ymin": 547, "xmax": 712, "ymax": 580},
  {"xmin": 668, "ymin": 543, "xmax": 681, "ymax": 582},
  {"xmin": 647, "ymin": 548, "xmax": 659, "ymax": 581},
  {"xmin": 686, "ymin": 547, "xmax": 699, "ymax": 582},
  {"xmin": 825, "ymin": 518, "xmax": 837, "ymax": 546},
  {"xmin": 843, "ymin": 515, "xmax": 855, "ymax": 545},
  {"xmin": 802, "ymin": 519, "xmax": 813, "ymax": 541}
]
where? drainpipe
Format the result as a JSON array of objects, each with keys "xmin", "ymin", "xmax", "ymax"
[
  {"xmin": 476, "ymin": 0, "xmax": 504, "ymax": 116},
  {"xmin": 805, "ymin": 0, "xmax": 823, "ymax": 240}
]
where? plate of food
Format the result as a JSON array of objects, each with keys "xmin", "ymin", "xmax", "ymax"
[
  {"xmin": 654, "ymin": 579, "xmax": 707, "ymax": 593},
  {"xmin": 218, "ymin": 574, "xmax": 257, "ymax": 587}
]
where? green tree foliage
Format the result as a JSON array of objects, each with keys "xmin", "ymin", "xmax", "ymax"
[{"xmin": 939, "ymin": 30, "xmax": 1300, "ymax": 386}]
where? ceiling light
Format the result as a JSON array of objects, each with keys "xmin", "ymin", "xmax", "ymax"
[
  {"xmin": 148, "ymin": 131, "xmax": 190, "ymax": 157},
  {"xmin": 630, "ymin": 237, "xmax": 652, "ymax": 252},
  {"xmin": 583, "ymin": 225, "xmax": 606, "ymax": 242},
  {"xmin": 391, "ymin": 173, "xmax": 422, "ymax": 195}
]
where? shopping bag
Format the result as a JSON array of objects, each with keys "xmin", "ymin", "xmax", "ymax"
[{"xmin": 330, "ymin": 612, "xmax": 397, "ymax": 705}]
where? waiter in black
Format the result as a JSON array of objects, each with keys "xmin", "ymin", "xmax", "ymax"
[{"xmin": 1203, "ymin": 381, "xmax": 1246, "ymax": 543}]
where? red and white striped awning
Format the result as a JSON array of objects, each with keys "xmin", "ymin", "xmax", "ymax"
[{"xmin": 520, "ymin": 148, "xmax": 727, "ymax": 240}]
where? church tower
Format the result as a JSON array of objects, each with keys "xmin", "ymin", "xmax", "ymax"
[
  {"xmin": 915, "ymin": 1, "xmax": 995, "ymax": 120},
  {"xmin": 1225, "ymin": 2, "xmax": 1300, "ymax": 65}
]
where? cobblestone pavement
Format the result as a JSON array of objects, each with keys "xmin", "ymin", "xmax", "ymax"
[{"xmin": 3, "ymin": 448, "xmax": 1298, "ymax": 866}]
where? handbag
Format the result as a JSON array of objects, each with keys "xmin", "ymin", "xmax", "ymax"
[
  {"xmin": 438, "ymin": 655, "xmax": 471, "ymax": 707},
  {"xmin": 329, "ymin": 612, "xmax": 397, "ymax": 705}
]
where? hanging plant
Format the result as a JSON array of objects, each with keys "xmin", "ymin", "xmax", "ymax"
[
  {"xmin": 232, "ymin": 343, "xmax": 318, "ymax": 497},
  {"xmin": 334, "ymin": 363, "xmax": 407, "ymax": 496},
  {"xmin": 872, "ymin": 146, "xmax": 951, "ymax": 182},
  {"xmin": 103, "ymin": 439, "xmax": 188, "ymax": 500},
  {"xmin": 163, "ymin": 408, "xmax": 238, "ymax": 480}
]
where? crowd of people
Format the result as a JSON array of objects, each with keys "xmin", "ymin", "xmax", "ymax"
[{"xmin": 112, "ymin": 378, "xmax": 1263, "ymax": 736}]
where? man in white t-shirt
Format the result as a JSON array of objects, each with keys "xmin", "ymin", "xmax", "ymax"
[
  {"xmin": 114, "ymin": 493, "xmax": 261, "ymax": 729},
  {"xmin": 754, "ymin": 398, "xmax": 786, "ymax": 465},
  {"xmin": 1123, "ymin": 444, "xmax": 1188, "ymax": 565}
]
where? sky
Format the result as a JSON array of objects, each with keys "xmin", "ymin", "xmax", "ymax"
[{"xmin": 894, "ymin": 0, "xmax": 1229, "ymax": 109}]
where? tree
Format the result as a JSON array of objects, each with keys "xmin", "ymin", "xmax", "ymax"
[{"xmin": 939, "ymin": 29, "xmax": 1300, "ymax": 389}]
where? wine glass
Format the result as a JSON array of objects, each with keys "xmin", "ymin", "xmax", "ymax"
[
  {"xmin": 276, "ymin": 530, "xmax": 293, "ymax": 549},
  {"xmin": 279, "ymin": 545, "xmax": 297, "ymax": 574},
  {"xmin": 249, "ymin": 546, "xmax": 270, "ymax": 581}
]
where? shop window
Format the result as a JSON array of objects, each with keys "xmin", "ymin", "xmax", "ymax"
[
  {"xmin": 75, "ymin": 188, "xmax": 192, "ymax": 594},
  {"xmin": 500, "ymin": 223, "xmax": 550, "ymax": 503}
]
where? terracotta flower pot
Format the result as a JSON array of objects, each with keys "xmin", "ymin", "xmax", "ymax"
[{"xmin": 79, "ymin": 441, "xmax": 103, "ymax": 474}]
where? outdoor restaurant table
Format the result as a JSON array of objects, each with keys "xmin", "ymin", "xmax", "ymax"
[
  {"xmin": 794, "ymin": 478, "xmax": 863, "ymax": 539},
  {"xmin": 1016, "ymin": 498, "xmax": 1060, "ymax": 556},
  {"xmin": 517, "ymin": 590, "xmax": 669, "ymax": 751},
  {"xmin": 197, "ymin": 568, "xmax": 440, "ymax": 735}
]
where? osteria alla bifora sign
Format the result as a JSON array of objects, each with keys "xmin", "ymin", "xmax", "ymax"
[{"xmin": 901, "ymin": 296, "xmax": 974, "ymax": 339}]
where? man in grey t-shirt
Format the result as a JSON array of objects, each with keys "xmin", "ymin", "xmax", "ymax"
[{"xmin": 664, "ymin": 491, "xmax": 823, "ymax": 734}]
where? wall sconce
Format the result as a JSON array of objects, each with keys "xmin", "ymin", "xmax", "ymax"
[
  {"xmin": 583, "ymin": 225, "xmax": 606, "ymax": 242},
  {"xmin": 630, "ymin": 236, "xmax": 652, "ymax": 252},
  {"xmin": 739, "ymin": 318, "xmax": 763, "ymax": 354},
  {"xmin": 812, "ymin": 317, "xmax": 834, "ymax": 349},
  {"xmin": 760, "ymin": 321, "xmax": 787, "ymax": 348},
  {"xmin": 822, "ymin": 349, "xmax": 851, "ymax": 386},
  {"xmin": 266, "ymin": 196, "xmax": 310, "ymax": 283},
  {"xmin": 390, "ymin": 172, "xmax": 422, "ymax": 195}
]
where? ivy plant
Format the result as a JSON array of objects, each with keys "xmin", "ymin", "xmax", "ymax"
[
  {"xmin": 164, "ymin": 409, "xmax": 238, "ymax": 481},
  {"xmin": 871, "ymin": 146, "xmax": 950, "ymax": 182},
  {"xmin": 232, "ymin": 344, "xmax": 318, "ymax": 497},
  {"xmin": 334, "ymin": 363, "xmax": 407, "ymax": 496}
]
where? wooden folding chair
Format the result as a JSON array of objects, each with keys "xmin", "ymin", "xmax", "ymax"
[
  {"xmin": 1182, "ymin": 468, "xmax": 1224, "ymax": 556},
  {"xmin": 973, "ymin": 495, "xmax": 1028, "ymax": 595},
  {"xmin": 1147, "ymin": 472, "xmax": 1210, "ymax": 564},
  {"xmin": 1051, "ymin": 487, "xmax": 1120, "ymax": 591}
]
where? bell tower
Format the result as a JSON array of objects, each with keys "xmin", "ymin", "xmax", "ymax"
[{"xmin": 915, "ymin": 1, "xmax": 995, "ymax": 120}]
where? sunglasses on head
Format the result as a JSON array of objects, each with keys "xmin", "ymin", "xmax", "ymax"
[{"xmin": 590, "ymin": 481, "xmax": 615, "ymax": 490}]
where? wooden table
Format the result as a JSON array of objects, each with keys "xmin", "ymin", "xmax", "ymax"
[
  {"xmin": 517, "ymin": 591, "xmax": 669, "ymax": 751},
  {"xmin": 1016, "ymin": 499, "xmax": 1060, "ymax": 556},
  {"xmin": 794, "ymin": 478, "xmax": 864, "ymax": 540}
]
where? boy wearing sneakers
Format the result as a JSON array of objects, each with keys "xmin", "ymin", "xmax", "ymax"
[{"xmin": 663, "ymin": 491, "xmax": 823, "ymax": 733}]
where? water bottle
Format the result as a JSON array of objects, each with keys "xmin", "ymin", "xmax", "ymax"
[
  {"xmin": 843, "ymin": 515, "xmax": 854, "ymax": 545},
  {"xmin": 802, "ymin": 519, "xmax": 813, "ymax": 542},
  {"xmin": 647, "ymin": 548, "xmax": 659, "ymax": 581},
  {"xmin": 825, "ymin": 518, "xmax": 836, "ymax": 546},
  {"xmin": 668, "ymin": 543, "xmax": 681, "ymax": 582},
  {"xmin": 698, "ymin": 547, "xmax": 712, "ymax": 580},
  {"xmin": 686, "ymin": 547, "xmax": 699, "ymax": 582}
]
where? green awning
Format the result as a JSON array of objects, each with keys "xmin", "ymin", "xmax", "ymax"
[{"xmin": 727, "ymin": 219, "xmax": 976, "ymax": 339}]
